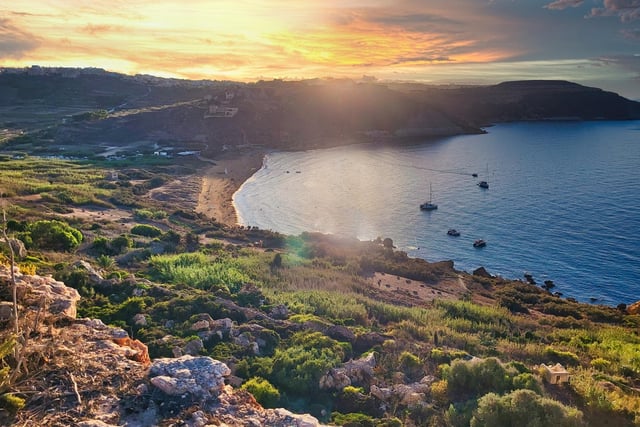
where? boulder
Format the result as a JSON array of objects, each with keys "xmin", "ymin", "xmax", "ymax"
[
  {"xmin": 1, "ymin": 265, "xmax": 81, "ymax": 318},
  {"xmin": 73, "ymin": 260, "xmax": 104, "ymax": 284},
  {"xmin": 149, "ymin": 355, "xmax": 230, "ymax": 399},
  {"xmin": 0, "ymin": 301, "xmax": 14, "ymax": 321},
  {"xmin": 627, "ymin": 300, "xmax": 640, "ymax": 315},
  {"xmin": 370, "ymin": 376, "xmax": 434, "ymax": 409},
  {"xmin": 133, "ymin": 313, "xmax": 147, "ymax": 326},
  {"xmin": 269, "ymin": 304, "xmax": 289, "ymax": 320},
  {"xmin": 320, "ymin": 353, "xmax": 376, "ymax": 390},
  {"xmin": 473, "ymin": 266, "xmax": 492, "ymax": 278},
  {"xmin": 8, "ymin": 238, "xmax": 26, "ymax": 259},
  {"xmin": 327, "ymin": 325, "xmax": 356, "ymax": 344},
  {"xmin": 183, "ymin": 338, "xmax": 204, "ymax": 356},
  {"xmin": 354, "ymin": 332, "xmax": 392, "ymax": 353}
]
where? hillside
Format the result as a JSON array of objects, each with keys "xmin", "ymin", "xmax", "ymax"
[
  {"xmin": 2, "ymin": 68, "xmax": 639, "ymax": 160},
  {"xmin": 0, "ymin": 68, "xmax": 639, "ymax": 426}
]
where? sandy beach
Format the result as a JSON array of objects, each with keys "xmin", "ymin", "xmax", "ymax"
[{"xmin": 196, "ymin": 148, "xmax": 267, "ymax": 226}]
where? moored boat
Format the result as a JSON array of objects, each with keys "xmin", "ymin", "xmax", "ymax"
[
  {"xmin": 420, "ymin": 184, "xmax": 438, "ymax": 211},
  {"xmin": 447, "ymin": 229, "xmax": 460, "ymax": 236},
  {"xmin": 473, "ymin": 239, "xmax": 486, "ymax": 247}
]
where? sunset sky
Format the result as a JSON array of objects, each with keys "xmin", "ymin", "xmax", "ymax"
[{"xmin": 1, "ymin": 0, "xmax": 639, "ymax": 98}]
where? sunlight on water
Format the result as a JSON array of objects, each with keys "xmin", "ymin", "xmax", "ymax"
[{"xmin": 235, "ymin": 121, "xmax": 640, "ymax": 305}]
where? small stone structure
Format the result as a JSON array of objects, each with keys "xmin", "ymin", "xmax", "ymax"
[{"xmin": 541, "ymin": 363, "xmax": 571, "ymax": 384}]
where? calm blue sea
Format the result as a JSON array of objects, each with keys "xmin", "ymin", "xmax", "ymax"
[{"xmin": 234, "ymin": 121, "xmax": 640, "ymax": 305}]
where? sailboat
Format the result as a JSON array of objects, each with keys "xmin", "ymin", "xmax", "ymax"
[
  {"xmin": 477, "ymin": 163, "xmax": 489, "ymax": 188},
  {"xmin": 420, "ymin": 184, "xmax": 438, "ymax": 211}
]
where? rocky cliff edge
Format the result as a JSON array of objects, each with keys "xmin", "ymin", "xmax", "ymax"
[{"xmin": 0, "ymin": 265, "xmax": 325, "ymax": 426}]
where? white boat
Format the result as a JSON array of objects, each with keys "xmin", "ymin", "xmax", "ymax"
[{"xmin": 420, "ymin": 184, "xmax": 438, "ymax": 211}]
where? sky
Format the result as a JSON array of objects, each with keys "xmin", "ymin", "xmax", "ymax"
[{"xmin": 1, "ymin": 0, "xmax": 639, "ymax": 98}]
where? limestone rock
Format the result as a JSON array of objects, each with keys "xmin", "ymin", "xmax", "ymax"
[
  {"xmin": 627, "ymin": 300, "xmax": 640, "ymax": 315},
  {"xmin": 74, "ymin": 260, "xmax": 104, "ymax": 284},
  {"xmin": 149, "ymin": 355, "xmax": 230, "ymax": 399},
  {"xmin": 370, "ymin": 377, "xmax": 433, "ymax": 409},
  {"xmin": 0, "ymin": 302, "xmax": 14, "ymax": 321},
  {"xmin": 473, "ymin": 266, "xmax": 492, "ymax": 278},
  {"xmin": 327, "ymin": 325, "xmax": 356, "ymax": 344},
  {"xmin": 133, "ymin": 313, "xmax": 147, "ymax": 326},
  {"xmin": 112, "ymin": 336, "xmax": 151, "ymax": 365},
  {"xmin": 8, "ymin": 238, "xmax": 26, "ymax": 258},
  {"xmin": 184, "ymin": 338, "xmax": 204, "ymax": 356},
  {"xmin": 191, "ymin": 319, "xmax": 211, "ymax": 331},
  {"xmin": 320, "ymin": 353, "xmax": 376, "ymax": 390},
  {"xmin": 1, "ymin": 265, "xmax": 80, "ymax": 318},
  {"xmin": 269, "ymin": 304, "xmax": 289, "ymax": 319}
]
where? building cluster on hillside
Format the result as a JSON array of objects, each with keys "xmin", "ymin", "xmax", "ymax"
[{"xmin": 204, "ymin": 90, "xmax": 239, "ymax": 118}]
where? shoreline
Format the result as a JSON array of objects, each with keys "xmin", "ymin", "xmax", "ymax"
[{"xmin": 196, "ymin": 148, "xmax": 267, "ymax": 226}]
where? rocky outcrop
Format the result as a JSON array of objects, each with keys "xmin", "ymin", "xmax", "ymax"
[
  {"xmin": 370, "ymin": 375, "xmax": 436, "ymax": 408},
  {"xmin": 149, "ymin": 355, "xmax": 230, "ymax": 399},
  {"xmin": 0, "ymin": 264, "xmax": 81, "ymax": 318},
  {"xmin": 320, "ymin": 352, "xmax": 377, "ymax": 391},
  {"xmin": 627, "ymin": 300, "xmax": 640, "ymax": 315},
  {"xmin": 473, "ymin": 266, "xmax": 492, "ymax": 278}
]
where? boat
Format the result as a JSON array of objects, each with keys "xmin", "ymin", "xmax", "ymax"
[
  {"xmin": 420, "ymin": 184, "xmax": 438, "ymax": 211},
  {"xmin": 472, "ymin": 173, "xmax": 478, "ymax": 177},
  {"xmin": 477, "ymin": 180, "xmax": 489, "ymax": 189},
  {"xmin": 447, "ymin": 229, "xmax": 460, "ymax": 236},
  {"xmin": 473, "ymin": 239, "xmax": 486, "ymax": 248}
]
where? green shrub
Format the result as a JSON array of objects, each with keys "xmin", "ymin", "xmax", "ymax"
[
  {"xmin": 134, "ymin": 208, "xmax": 168, "ymax": 220},
  {"xmin": 149, "ymin": 252, "xmax": 251, "ymax": 293},
  {"xmin": 590, "ymin": 358, "xmax": 612, "ymax": 372},
  {"xmin": 512, "ymin": 373, "xmax": 541, "ymax": 393},
  {"xmin": 270, "ymin": 331, "xmax": 344, "ymax": 395},
  {"xmin": 241, "ymin": 377, "xmax": 280, "ymax": 407},
  {"xmin": 23, "ymin": 220, "xmax": 83, "ymax": 251},
  {"xmin": 447, "ymin": 357, "xmax": 516, "ymax": 399},
  {"xmin": 399, "ymin": 351, "xmax": 422, "ymax": 380},
  {"xmin": 470, "ymin": 389, "xmax": 583, "ymax": 427},
  {"xmin": 131, "ymin": 224, "xmax": 162, "ymax": 238},
  {"xmin": 543, "ymin": 347, "xmax": 580, "ymax": 367},
  {"xmin": 331, "ymin": 412, "xmax": 375, "ymax": 427},
  {"xmin": 110, "ymin": 235, "xmax": 133, "ymax": 254}
]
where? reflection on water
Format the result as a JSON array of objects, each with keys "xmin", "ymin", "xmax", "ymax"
[{"xmin": 235, "ymin": 121, "xmax": 640, "ymax": 305}]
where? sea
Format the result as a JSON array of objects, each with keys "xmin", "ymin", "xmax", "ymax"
[{"xmin": 234, "ymin": 121, "xmax": 640, "ymax": 306}]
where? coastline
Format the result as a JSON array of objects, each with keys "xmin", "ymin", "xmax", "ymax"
[{"xmin": 196, "ymin": 148, "xmax": 267, "ymax": 226}]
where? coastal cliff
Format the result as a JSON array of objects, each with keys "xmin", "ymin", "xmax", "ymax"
[{"xmin": 0, "ymin": 265, "xmax": 326, "ymax": 426}]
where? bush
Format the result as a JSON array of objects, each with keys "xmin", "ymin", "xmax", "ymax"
[
  {"xmin": 590, "ymin": 358, "xmax": 612, "ymax": 372},
  {"xmin": 470, "ymin": 389, "xmax": 583, "ymax": 427},
  {"xmin": 134, "ymin": 208, "xmax": 167, "ymax": 220},
  {"xmin": 110, "ymin": 235, "xmax": 133, "ymax": 254},
  {"xmin": 241, "ymin": 377, "xmax": 280, "ymax": 408},
  {"xmin": 431, "ymin": 380, "xmax": 449, "ymax": 405},
  {"xmin": 543, "ymin": 347, "xmax": 580, "ymax": 367},
  {"xmin": 131, "ymin": 224, "xmax": 163, "ymax": 238},
  {"xmin": 270, "ymin": 331, "xmax": 344, "ymax": 395},
  {"xmin": 23, "ymin": 220, "xmax": 83, "ymax": 251},
  {"xmin": 399, "ymin": 351, "xmax": 422, "ymax": 380},
  {"xmin": 331, "ymin": 412, "xmax": 375, "ymax": 427},
  {"xmin": 447, "ymin": 358, "xmax": 516, "ymax": 400}
]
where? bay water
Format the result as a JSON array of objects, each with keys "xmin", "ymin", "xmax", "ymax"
[{"xmin": 234, "ymin": 121, "xmax": 640, "ymax": 305}]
